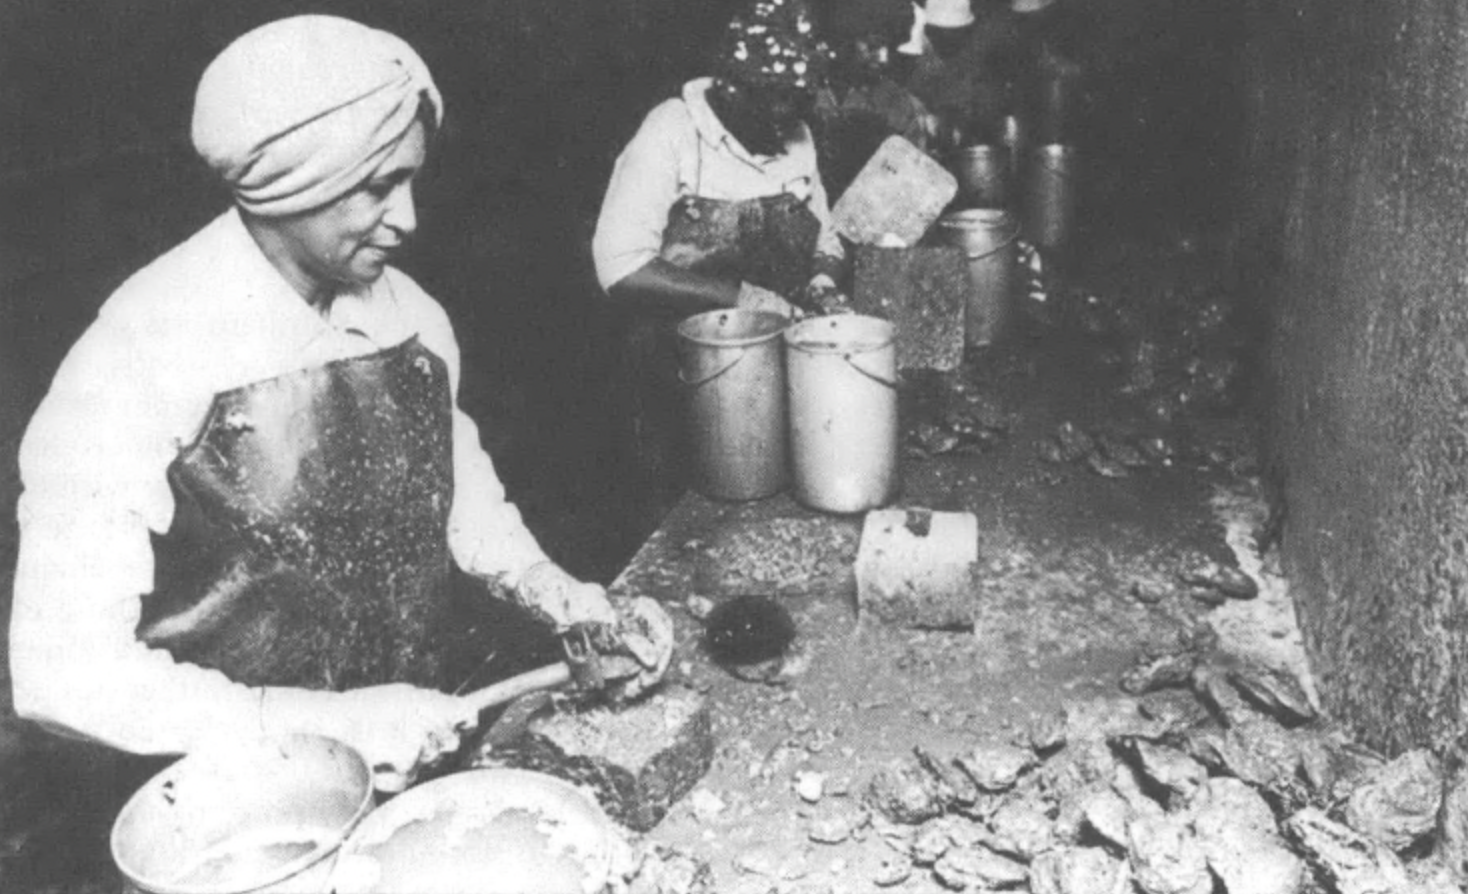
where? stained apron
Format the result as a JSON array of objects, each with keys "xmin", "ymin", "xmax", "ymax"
[{"xmin": 140, "ymin": 337, "xmax": 558, "ymax": 694}]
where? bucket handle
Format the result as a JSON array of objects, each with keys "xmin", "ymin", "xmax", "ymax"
[
  {"xmin": 843, "ymin": 354, "xmax": 898, "ymax": 390},
  {"xmin": 678, "ymin": 350, "xmax": 746, "ymax": 389},
  {"xmin": 962, "ymin": 224, "xmax": 1023, "ymax": 261}
]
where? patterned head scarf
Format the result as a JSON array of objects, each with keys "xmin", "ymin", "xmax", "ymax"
[
  {"xmin": 716, "ymin": 0, "xmax": 832, "ymax": 92},
  {"xmin": 191, "ymin": 15, "xmax": 443, "ymax": 218}
]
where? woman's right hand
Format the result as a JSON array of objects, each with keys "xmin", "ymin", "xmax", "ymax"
[
  {"xmin": 319, "ymin": 683, "xmax": 479, "ymax": 793},
  {"xmin": 736, "ymin": 281, "xmax": 801, "ymax": 319}
]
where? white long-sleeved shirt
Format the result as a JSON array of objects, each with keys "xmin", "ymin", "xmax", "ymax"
[
  {"xmin": 9, "ymin": 208, "xmax": 550, "ymax": 756},
  {"xmin": 592, "ymin": 77, "xmax": 845, "ymax": 292}
]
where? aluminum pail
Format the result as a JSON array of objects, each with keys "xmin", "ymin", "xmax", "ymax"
[
  {"xmin": 1024, "ymin": 144, "xmax": 1078, "ymax": 249},
  {"xmin": 783, "ymin": 314, "xmax": 899, "ymax": 514},
  {"xmin": 677, "ymin": 308, "xmax": 789, "ymax": 500},
  {"xmin": 936, "ymin": 209, "xmax": 1020, "ymax": 346},
  {"xmin": 111, "ymin": 734, "xmax": 373, "ymax": 894},
  {"xmin": 952, "ymin": 144, "xmax": 1010, "ymax": 208}
]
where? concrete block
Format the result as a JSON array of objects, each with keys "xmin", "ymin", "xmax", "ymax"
[
  {"xmin": 488, "ymin": 686, "xmax": 714, "ymax": 832},
  {"xmin": 852, "ymin": 245, "xmax": 968, "ymax": 372},
  {"xmin": 856, "ymin": 508, "xmax": 979, "ymax": 628}
]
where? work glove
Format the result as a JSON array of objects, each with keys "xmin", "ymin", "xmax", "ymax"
[
  {"xmin": 516, "ymin": 560, "xmax": 618, "ymax": 631},
  {"xmin": 266, "ymin": 683, "xmax": 479, "ymax": 794},
  {"xmin": 736, "ymin": 281, "xmax": 802, "ymax": 319},
  {"xmin": 917, "ymin": 111, "xmax": 942, "ymax": 153},
  {"xmin": 605, "ymin": 596, "xmax": 676, "ymax": 699},
  {"xmin": 801, "ymin": 274, "xmax": 853, "ymax": 315},
  {"xmin": 517, "ymin": 564, "xmax": 674, "ymax": 698}
]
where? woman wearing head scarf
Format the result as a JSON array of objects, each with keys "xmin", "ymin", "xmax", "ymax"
[
  {"xmin": 594, "ymin": 0, "xmax": 848, "ymax": 316},
  {"xmin": 10, "ymin": 15, "xmax": 672, "ymax": 793},
  {"xmin": 812, "ymin": 0, "xmax": 939, "ymax": 200},
  {"xmin": 592, "ymin": 0, "xmax": 848, "ymax": 513},
  {"xmin": 903, "ymin": 0, "xmax": 1022, "ymax": 152}
]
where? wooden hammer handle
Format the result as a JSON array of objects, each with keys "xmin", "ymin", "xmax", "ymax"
[{"xmin": 458, "ymin": 662, "xmax": 574, "ymax": 714}]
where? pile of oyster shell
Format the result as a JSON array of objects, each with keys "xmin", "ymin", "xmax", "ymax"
[{"xmin": 842, "ymin": 652, "xmax": 1463, "ymax": 894}]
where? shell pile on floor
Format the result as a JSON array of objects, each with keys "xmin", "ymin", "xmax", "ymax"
[{"xmin": 622, "ymin": 647, "xmax": 1467, "ymax": 894}]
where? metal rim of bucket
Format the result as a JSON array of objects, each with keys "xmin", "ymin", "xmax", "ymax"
[
  {"xmin": 783, "ymin": 314, "xmax": 894, "ymax": 355},
  {"xmin": 329, "ymin": 768, "xmax": 627, "ymax": 894},
  {"xmin": 953, "ymin": 144, "xmax": 1008, "ymax": 165},
  {"xmin": 110, "ymin": 734, "xmax": 374, "ymax": 894},
  {"xmin": 677, "ymin": 308, "xmax": 790, "ymax": 348},
  {"xmin": 677, "ymin": 308, "xmax": 789, "ymax": 390},
  {"xmin": 938, "ymin": 210, "xmax": 1022, "ymax": 261},
  {"xmin": 783, "ymin": 314, "xmax": 898, "ymax": 389},
  {"xmin": 1031, "ymin": 144, "xmax": 1077, "ymax": 178}
]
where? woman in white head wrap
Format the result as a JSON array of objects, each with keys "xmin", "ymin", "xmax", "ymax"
[
  {"xmin": 192, "ymin": 14, "xmax": 443, "ymax": 220},
  {"xmin": 11, "ymin": 15, "xmax": 672, "ymax": 796}
]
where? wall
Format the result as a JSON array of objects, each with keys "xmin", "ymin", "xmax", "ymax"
[{"xmin": 1242, "ymin": 0, "xmax": 1468, "ymax": 754}]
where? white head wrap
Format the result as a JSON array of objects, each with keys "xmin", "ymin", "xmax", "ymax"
[
  {"xmin": 897, "ymin": 3, "xmax": 929, "ymax": 55},
  {"xmin": 191, "ymin": 15, "xmax": 443, "ymax": 217},
  {"xmin": 924, "ymin": 0, "xmax": 975, "ymax": 29}
]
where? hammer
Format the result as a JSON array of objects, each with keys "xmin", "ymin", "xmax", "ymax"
[{"xmin": 455, "ymin": 624, "xmax": 640, "ymax": 715}]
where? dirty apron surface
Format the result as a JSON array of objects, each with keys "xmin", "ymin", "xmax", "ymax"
[
  {"xmin": 619, "ymin": 190, "xmax": 821, "ymax": 513},
  {"xmin": 140, "ymin": 337, "xmax": 552, "ymax": 693}
]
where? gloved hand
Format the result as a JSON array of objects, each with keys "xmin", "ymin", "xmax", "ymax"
[
  {"xmin": 736, "ymin": 281, "xmax": 802, "ymax": 319},
  {"xmin": 801, "ymin": 274, "xmax": 853, "ymax": 315},
  {"xmin": 606, "ymin": 596, "xmax": 676, "ymax": 699},
  {"xmin": 917, "ymin": 111, "xmax": 942, "ymax": 152},
  {"xmin": 516, "ymin": 561, "xmax": 618, "ymax": 631},
  {"xmin": 267, "ymin": 683, "xmax": 479, "ymax": 794}
]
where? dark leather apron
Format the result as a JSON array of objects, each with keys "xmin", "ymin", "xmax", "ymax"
[
  {"xmin": 660, "ymin": 190, "xmax": 822, "ymax": 300},
  {"xmin": 139, "ymin": 337, "xmax": 473, "ymax": 692},
  {"xmin": 618, "ymin": 180, "xmax": 822, "ymax": 519}
]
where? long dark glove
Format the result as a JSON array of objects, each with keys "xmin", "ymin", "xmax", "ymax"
[{"xmin": 606, "ymin": 258, "xmax": 740, "ymax": 315}]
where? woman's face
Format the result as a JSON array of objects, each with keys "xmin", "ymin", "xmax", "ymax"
[
  {"xmin": 745, "ymin": 82, "xmax": 817, "ymax": 132},
  {"xmin": 276, "ymin": 118, "xmax": 429, "ymax": 290}
]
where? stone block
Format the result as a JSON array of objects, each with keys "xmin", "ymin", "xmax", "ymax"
[
  {"xmin": 489, "ymin": 686, "xmax": 713, "ymax": 832},
  {"xmin": 855, "ymin": 508, "xmax": 979, "ymax": 627},
  {"xmin": 851, "ymin": 245, "xmax": 968, "ymax": 372}
]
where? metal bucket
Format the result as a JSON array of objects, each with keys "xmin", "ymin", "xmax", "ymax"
[
  {"xmin": 951, "ymin": 144, "xmax": 1009, "ymax": 208},
  {"xmin": 330, "ymin": 769, "xmax": 632, "ymax": 894},
  {"xmin": 936, "ymin": 209, "xmax": 1020, "ymax": 346},
  {"xmin": 1032, "ymin": 68, "xmax": 1084, "ymax": 144},
  {"xmin": 677, "ymin": 308, "xmax": 789, "ymax": 501},
  {"xmin": 1024, "ymin": 144, "xmax": 1078, "ymax": 250},
  {"xmin": 783, "ymin": 314, "xmax": 899, "ymax": 514},
  {"xmin": 1002, "ymin": 115, "xmax": 1026, "ymax": 184},
  {"xmin": 112, "ymin": 734, "xmax": 374, "ymax": 894}
]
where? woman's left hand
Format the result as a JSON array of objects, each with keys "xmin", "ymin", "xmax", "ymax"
[
  {"xmin": 516, "ymin": 561, "xmax": 618, "ymax": 630},
  {"xmin": 517, "ymin": 563, "xmax": 674, "ymax": 697},
  {"xmin": 802, "ymin": 274, "xmax": 853, "ymax": 315},
  {"xmin": 608, "ymin": 596, "xmax": 675, "ymax": 698}
]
